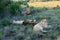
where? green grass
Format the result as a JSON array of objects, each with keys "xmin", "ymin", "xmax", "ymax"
[{"xmin": 0, "ymin": 7, "xmax": 60, "ymax": 40}]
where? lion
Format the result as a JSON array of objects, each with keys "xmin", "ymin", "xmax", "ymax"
[
  {"xmin": 13, "ymin": 20, "xmax": 36, "ymax": 25},
  {"xmin": 33, "ymin": 19, "xmax": 48, "ymax": 32}
]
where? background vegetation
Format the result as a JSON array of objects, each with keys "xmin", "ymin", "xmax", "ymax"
[{"xmin": 0, "ymin": 0, "xmax": 60, "ymax": 40}]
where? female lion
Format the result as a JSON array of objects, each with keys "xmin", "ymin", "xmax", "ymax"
[{"xmin": 33, "ymin": 19, "xmax": 48, "ymax": 32}]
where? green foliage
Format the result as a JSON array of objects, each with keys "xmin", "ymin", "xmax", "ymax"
[
  {"xmin": 0, "ymin": 1, "xmax": 60, "ymax": 40},
  {"xmin": 0, "ymin": 0, "xmax": 11, "ymax": 12},
  {"xmin": 8, "ymin": 2, "xmax": 19, "ymax": 15},
  {"xmin": 0, "ymin": 0, "xmax": 29, "ymax": 17},
  {"xmin": 2, "ymin": 18, "xmax": 10, "ymax": 26},
  {"xmin": 8, "ymin": 1, "xmax": 29, "ymax": 16}
]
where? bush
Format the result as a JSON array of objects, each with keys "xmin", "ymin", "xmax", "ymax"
[
  {"xmin": 9, "ymin": 2, "xmax": 20, "ymax": 16},
  {"xmin": 2, "ymin": 18, "xmax": 10, "ymax": 26}
]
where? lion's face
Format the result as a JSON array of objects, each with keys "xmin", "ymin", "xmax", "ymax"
[{"xmin": 40, "ymin": 19, "xmax": 47, "ymax": 25}]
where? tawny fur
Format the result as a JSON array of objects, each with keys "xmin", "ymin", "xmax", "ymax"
[
  {"xmin": 13, "ymin": 20, "xmax": 36, "ymax": 25},
  {"xmin": 25, "ymin": 8, "xmax": 30, "ymax": 15},
  {"xmin": 13, "ymin": 20, "xmax": 24, "ymax": 24},
  {"xmin": 33, "ymin": 19, "xmax": 48, "ymax": 32}
]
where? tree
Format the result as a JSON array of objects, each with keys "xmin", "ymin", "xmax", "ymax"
[
  {"xmin": 0, "ymin": 0, "xmax": 11, "ymax": 13},
  {"xmin": 0, "ymin": 0, "xmax": 30, "ymax": 16}
]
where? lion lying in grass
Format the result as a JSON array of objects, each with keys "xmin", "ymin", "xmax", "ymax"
[
  {"xmin": 33, "ymin": 19, "xmax": 50, "ymax": 32},
  {"xmin": 13, "ymin": 20, "xmax": 36, "ymax": 25},
  {"xmin": 13, "ymin": 19, "xmax": 51, "ymax": 32}
]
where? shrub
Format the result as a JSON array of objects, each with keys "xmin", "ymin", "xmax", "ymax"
[
  {"xmin": 2, "ymin": 18, "xmax": 10, "ymax": 26},
  {"xmin": 9, "ymin": 2, "xmax": 20, "ymax": 16}
]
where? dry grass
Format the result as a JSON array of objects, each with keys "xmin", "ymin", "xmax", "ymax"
[{"xmin": 28, "ymin": 1, "xmax": 60, "ymax": 7}]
